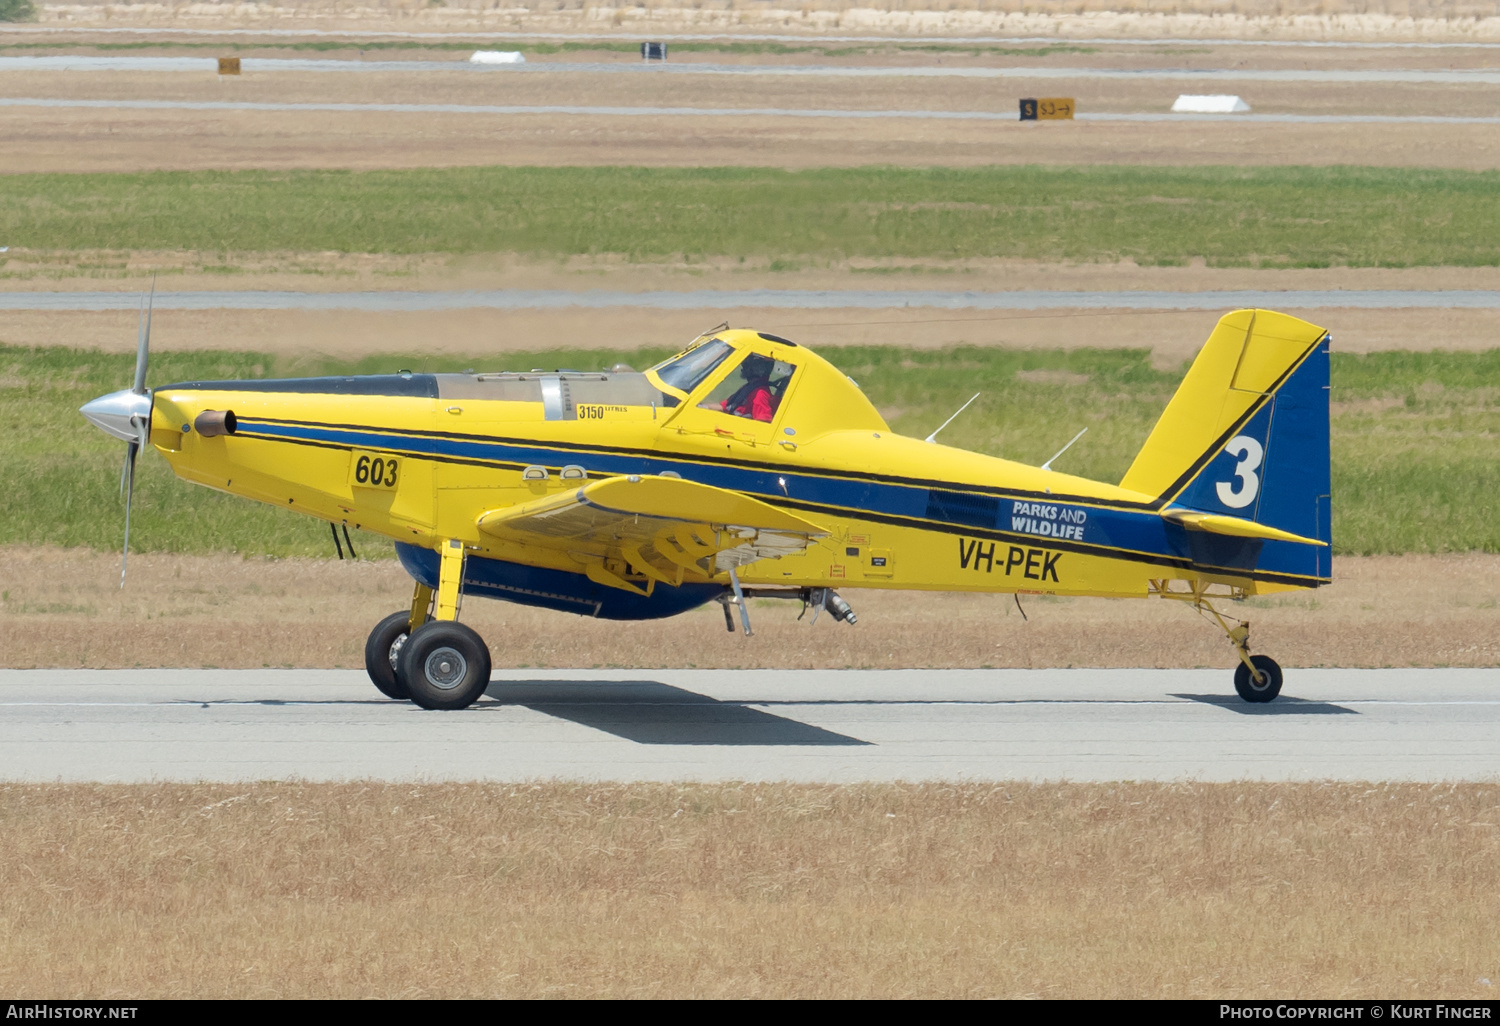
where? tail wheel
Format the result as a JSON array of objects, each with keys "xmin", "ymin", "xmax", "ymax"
[
  {"xmin": 1234, "ymin": 654, "xmax": 1283, "ymax": 704},
  {"xmin": 364, "ymin": 610, "xmax": 414, "ymax": 700},
  {"xmin": 398, "ymin": 621, "xmax": 492, "ymax": 711}
]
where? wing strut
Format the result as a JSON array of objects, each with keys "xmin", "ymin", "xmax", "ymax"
[{"xmin": 727, "ymin": 567, "xmax": 752, "ymax": 636}]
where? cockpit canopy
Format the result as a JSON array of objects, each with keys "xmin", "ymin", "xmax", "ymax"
[{"xmin": 646, "ymin": 329, "xmax": 887, "ymax": 439}]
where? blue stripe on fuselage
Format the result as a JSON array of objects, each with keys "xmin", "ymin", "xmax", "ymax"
[{"xmin": 235, "ymin": 418, "xmax": 1322, "ymax": 582}]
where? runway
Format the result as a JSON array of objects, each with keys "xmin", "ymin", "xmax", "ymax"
[
  {"xmin": 3, "ymin": 289, "xmax": 1497, "ymax": 313},
  {"xmin": 1, "ymin": 668, "xmax": 1494, "ymax": 783},
  {"xmin": 7, "ymin": 55, "xmax": 1500, "ymax": 83},
  {"xmin": 5, "ymin": 97, "xmax": 1497, "ymax": 126}
]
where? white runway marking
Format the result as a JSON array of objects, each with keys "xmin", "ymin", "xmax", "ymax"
[
  {"xmin": 0, "ymin": 668, "xmax": 1494, "ymax": 783},
  {"xmin": 4, "ymin": 97, "xmax": 1497, "ymax": 125},
  {"xmin": 6, "ymin": 55, "xmax": 1500, "ymax": 83},
  {"xmin": 3, "ymin": 289, "xmax": 1499, "ymax": 313}
]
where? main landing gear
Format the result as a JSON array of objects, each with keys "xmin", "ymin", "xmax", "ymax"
[
  {"xmin": 362, "ymin": 540, "xmax": 493, "ymax": 711},
  {"xmin": 1151, "ymin": 580, "xmax": 1283, "ymax": 703}
]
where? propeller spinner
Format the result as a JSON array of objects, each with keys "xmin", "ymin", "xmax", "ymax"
[{"xmin": 79, "ymin": 280, "xmax": 155, "ymax": 587}]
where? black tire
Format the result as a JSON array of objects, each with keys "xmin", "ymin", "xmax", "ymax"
[
  {"xmin": 398, "ymin": 621, "xmax": 492, "ymax": 711},
  {"xmin": 1234, "ymin": 654, "xmax": 1283, "ymax": 703},
  {"xmin": 364, "ymin": 610, "xmax": 415, "ymax": 700}
]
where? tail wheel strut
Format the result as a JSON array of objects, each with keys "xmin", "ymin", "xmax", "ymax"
[{"xmin": 1197, "ymin": 599, "xmax": 1283, "ymax": 704}]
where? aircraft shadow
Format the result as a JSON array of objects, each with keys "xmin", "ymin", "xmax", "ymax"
[
  {"xmin": 1171, "ymin": 693, "xmax": 1359, "ymax": 716},
  {"xmin": 483, "ymin": 680, "xmax": 871, "ymax": 746}
]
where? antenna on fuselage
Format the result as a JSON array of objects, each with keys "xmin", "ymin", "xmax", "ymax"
[
  {"xmin": 925, "ymin": 392, "xmax": 981, "ymax": 445},
  {"xmin": 1041, "ymin": 427, "xmax": 1088, "ymax": 471},
  {"xmin": 689, "ymin": 321, "xmax": 729, "ymax": 347}
]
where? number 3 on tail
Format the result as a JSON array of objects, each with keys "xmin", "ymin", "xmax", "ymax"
[{"xmin": 1215, "ymin": 435, "xmax": 1263, "ymax": 508}]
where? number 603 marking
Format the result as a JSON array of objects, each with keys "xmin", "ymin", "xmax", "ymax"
[{"xmin": 350, "ymin": 451, "xmax": 400, "ymax": 490}]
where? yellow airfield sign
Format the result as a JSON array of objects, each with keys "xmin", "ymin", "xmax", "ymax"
[{"xmin": 1020, "ymin": 98, "xmax": 1075, "ymax": 120}]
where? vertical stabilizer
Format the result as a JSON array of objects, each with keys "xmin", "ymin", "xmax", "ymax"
[{"xmin": 1123, "ymin": 309, "xmax": 1331, "ymax": 579}]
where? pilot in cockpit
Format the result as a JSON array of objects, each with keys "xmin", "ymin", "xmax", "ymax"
[{"xmin": 719, "ymin": 353, "xmax": 777, "ymax": 423}]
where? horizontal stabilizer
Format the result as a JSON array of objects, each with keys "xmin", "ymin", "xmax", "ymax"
[
  {"xmin": 1162, "ymin": 508, "xmax": 1326, "ymax": 547},
  {"xmin": 477, "ymin": 475, "xmax": 826, "ymax": 589}
]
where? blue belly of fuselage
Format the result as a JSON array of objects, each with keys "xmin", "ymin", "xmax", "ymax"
[{"xmin": 395, "ymin": 542, "xmax": 722, "ymax": 621}]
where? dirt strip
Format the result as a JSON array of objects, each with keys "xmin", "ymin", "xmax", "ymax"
[
  {"xmin": 5, "ymin": 104, "xmax": 1498, "ymax": 172},
  {"xmin": 24, "ymin": 1, "xmax": 1500, "ymax": 45},
  {"xmin": 2, "ymin": 547, "xmax": 1494, "ymax": 670},
  {"xmin": 10, "ymin": 69, "xmax": 1500, "ymax": 114},
  {"xmin": 6, "ymin": 306, "xmax": 1498, "ymax": 364}
]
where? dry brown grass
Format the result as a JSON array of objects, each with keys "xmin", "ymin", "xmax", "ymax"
[
  {"xmin": 9, "ymin": 43, "xmax": 1500, "ymax": 178},
  {"xmin": 40, "ymin": 0, "xmax": 1500, "ymax": 18},
  {"xmin": 2, "ymin": 546, "xmax": 1495, "ymax": 669},
  {"xmin": 1, "ymin": 781, "xmax": 1497, "ymax": 998},
  {"xmin": 33, "ymin": 0, "xmax": 1500, "ymax": 42},
  {"xmin": 7, "ymin": 98, "xmax": 1500, "ymax": 175}
]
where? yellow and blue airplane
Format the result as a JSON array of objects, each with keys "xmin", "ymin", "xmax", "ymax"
[{"xmin": 81, "ymin": 308, "xmax": 1330, "ymax": 710}]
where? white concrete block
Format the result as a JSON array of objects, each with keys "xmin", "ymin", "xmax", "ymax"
[
  {"xmin": 469, "ymin": 51, "xmax": 526, "ymax": 65},
  {"xmin": 1172, "ymin": 94, "xmax": 1251, "ymax": 113}
]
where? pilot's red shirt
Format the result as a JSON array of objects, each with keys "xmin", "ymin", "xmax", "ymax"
[{"xmin": 723, "ymin": 383, "xmax": 775, "ymax": 422}]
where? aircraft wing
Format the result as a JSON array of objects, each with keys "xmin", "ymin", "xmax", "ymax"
[{"xmin": 476, "ymin": 475, "xmax": 827, "ymax": 590}]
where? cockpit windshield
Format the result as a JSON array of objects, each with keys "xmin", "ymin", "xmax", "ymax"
[{"xmin": 650, "ymin": 339, "xmax": 733, "ymax": 396}]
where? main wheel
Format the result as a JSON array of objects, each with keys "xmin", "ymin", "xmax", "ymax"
[
  {"xmin": 398, "ymin": 621, "xmax": 492, "ymax": 711},
  {"xmin": 1234, "ymin": 654, "xmax": 1283, "ymax": 704},
  {"xmin": 364, "ymin": 610, "xmax": 415, "ymax": 700}
]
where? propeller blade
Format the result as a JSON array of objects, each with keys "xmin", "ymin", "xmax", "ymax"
[
  {"xmin": 119, "ymin": 415, "xmax": 147, "ymax": 589},
  {"xmin": 101, "ymin": 278, "xmax": 154, "ymax": 588},
  {"xmin": 120, "ymin": 441, "xmax": 137, "ymax": 589},
  {"xmin": 131, "ymin": 276, "xmax": 154, "ymax": 395}
]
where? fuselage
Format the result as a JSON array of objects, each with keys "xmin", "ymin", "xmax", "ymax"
[{"xmin": 138, "ymin": 329, "xmax": 1323, "ymax": 618}]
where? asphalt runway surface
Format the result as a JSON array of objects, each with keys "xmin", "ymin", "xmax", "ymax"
[
  {"xmin": 1, "ymin": 668, "xmax": 1494, "ymax": 783},
  {"xmin": 5, "ymin": 98, "xmax": 1496, "ymax": 126},
  {"xmin": 4, "ymin": 289, "xmax": 1498, "ymax": 313},
  {"xmin": 8, "ymin": 56, "xmax": 1500, "ymax": 84}
]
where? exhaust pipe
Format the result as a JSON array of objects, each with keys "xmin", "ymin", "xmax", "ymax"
[{"xmin": 193, "ymin": 410, "xmax": 237, "ymax": 437}]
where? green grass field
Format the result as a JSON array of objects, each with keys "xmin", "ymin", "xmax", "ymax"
[
  {"xmin": 1, "ymin": 343, "xmax": 1492, "ymax": 558},
  {"xmin": 4, "ymin": 166, "xmax": 1499, "ymax": 267}
]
